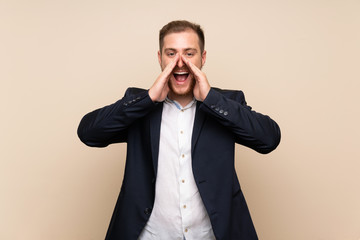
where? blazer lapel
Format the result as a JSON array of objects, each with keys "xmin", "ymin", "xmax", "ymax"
[
  {"xmin": 149, "ymin": 103, "xmax": 163, "ymax": 176},
  {"xmin": 192, "ymin": 102, "xmax": 207, "ymax": 155}
]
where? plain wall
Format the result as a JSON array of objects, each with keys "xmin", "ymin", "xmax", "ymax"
[{"xmin": 1, "ymin": 0, "xmax": 359, "ymax": 239}]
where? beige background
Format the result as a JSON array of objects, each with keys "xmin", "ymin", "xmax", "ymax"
[{"xmin": 1, "ymin": 0, "xmax": 359, "ymax": 239}]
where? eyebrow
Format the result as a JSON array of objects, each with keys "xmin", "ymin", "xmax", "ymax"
[{"xmin": 164, "ymin": 48, "xmax": 198, "ymax": 52}]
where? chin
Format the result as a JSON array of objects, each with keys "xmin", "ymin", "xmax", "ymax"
[{"xmin": 168, "ymin": 78, "xmax": 195, "ymax": 97}]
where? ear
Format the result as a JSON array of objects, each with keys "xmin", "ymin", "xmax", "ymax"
[
  {"xmin": 158, "ymin": 50, "xmax": 162, "ymax": 66},
  {"xmin": 201, "ymin": 50, "xmax": 207, "ymax": 66}
]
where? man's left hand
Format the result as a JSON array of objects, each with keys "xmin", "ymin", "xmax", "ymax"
[{"xmin": 181, "ymin": 55, "xmax": 210, "ymax": 102}]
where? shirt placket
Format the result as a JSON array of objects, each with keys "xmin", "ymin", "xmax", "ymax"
[{"xmin": 178, "ymin": 107, "xmax": 192, "ymax": 237}]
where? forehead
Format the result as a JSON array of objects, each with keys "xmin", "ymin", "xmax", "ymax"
[{"xmin": 163, "ymin": 30, "xmax": 200, "ymax": 51}]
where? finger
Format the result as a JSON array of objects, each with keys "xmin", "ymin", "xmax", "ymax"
[
  {"xmin": 158, "ymin": 54, "xmax": 179, "ymax": 85},
  {"xmin": 181, "ymin": 55, "xmax": 192, "ymax": 71},
  {"xmin": 181, "ymin": 55, "xmax": 202, "ymax": 78},
  {"xmin": 180, "ymin": 55, "xmax": 197, "ymax": 79},
  {"xmin": 163, "ymin": 54, "xmax": 179, "ymax": 75}
]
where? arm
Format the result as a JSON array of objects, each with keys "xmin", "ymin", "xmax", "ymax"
[
  {"xmin": 77, "ymin": 54, "xmax": 180, "ymax": 147},
  {"xmin": 200, "ymin": 88, "xmax": 281, "ymax": 154},
  {"xmin": 77, "ymin": 88, "xmax": 156, "ymax": 147},
  {"xmin": 181, "ymin": 55, "xmax": 280, "ymax": 154}
]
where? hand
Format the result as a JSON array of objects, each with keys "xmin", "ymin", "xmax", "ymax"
[
  {"xmin": 181, "ymin": 55, "xmax": 211, "ymax": 102},
  {"xmin": 149, "ymin": 54, "xmax": 179, "ymax": 102}
]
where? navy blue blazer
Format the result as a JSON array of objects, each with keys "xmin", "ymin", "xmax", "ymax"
[{"xmin": 77, "ymin": 87, "xmax": 281, "ymax": 240}]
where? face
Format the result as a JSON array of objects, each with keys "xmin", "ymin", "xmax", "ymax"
[{"xmin": 158, "ymin": 30, "xmax": 206, "ymax": 99}]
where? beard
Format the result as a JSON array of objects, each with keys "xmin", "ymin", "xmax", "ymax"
[{"xmin": 168, "ymin": 74, "xmax": 196, "ymax": 97}]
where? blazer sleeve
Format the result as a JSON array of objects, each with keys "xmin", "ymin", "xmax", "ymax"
[
  {"xmin": 199, "ymin": 88, "xmax": 281, "ymax": 154},
  {"xmin": 77, "ymin": 88, "xmax": 156, "ymax": 147}
]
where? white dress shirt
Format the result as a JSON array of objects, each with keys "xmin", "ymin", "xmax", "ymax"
[{"xmin": 138, "ymin": 98, "xmax": 215, "ymax": 240}]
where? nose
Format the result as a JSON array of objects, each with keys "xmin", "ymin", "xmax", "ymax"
[{"xmin": 177, "ymin": 56, "xmax": 184, "ymax": 68}]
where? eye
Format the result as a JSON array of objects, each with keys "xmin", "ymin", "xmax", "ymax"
[
  {"xmin": 167, "ymin": 52, "xmax": 176, "ymax": 57},
  {"xmin": 185, "ymin": 52, "xmax": 194, "ymax": 57}
]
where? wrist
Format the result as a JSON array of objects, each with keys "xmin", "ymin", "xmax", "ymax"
[{"xmin": 148, "ymin": 88, "xmax": 156, "ymax": 102}]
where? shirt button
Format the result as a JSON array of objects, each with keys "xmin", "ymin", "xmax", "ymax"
[
  {"xmin": 181, "ymin": 109, "xmax": 184, "ymax": 112},
  {"xmin": 183, "ymin": 205, "xmax": 186, "ymax": 209},
  {"xmin": 181, "ymin": 179, "xmax": 185, "ymax": 183},
  {"xmin": 180, "ymin": 130, "xmax": 183, "ymax": 134},
  {"xmin": 182, "ymin": 154, "xmax": 185, "ymax": 158},
  {"xmin": 185, "ymin": 228, "xmax": 188, "ymax": 232}
]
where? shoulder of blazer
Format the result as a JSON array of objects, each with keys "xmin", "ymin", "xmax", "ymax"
[
  {"xmin": 124, "ymin": 87, "xmax": 148, "ymax": 97},
  {"xmin": 211, "ymin": 87, "xmax": 247, "ymax": 106}
]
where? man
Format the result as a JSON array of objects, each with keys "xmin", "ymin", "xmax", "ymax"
[{"xmin": 78, "ymin": 20, "xmax": 281, "ymax": 240}]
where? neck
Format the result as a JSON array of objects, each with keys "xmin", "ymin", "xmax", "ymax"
[{"xmin": 168, "ymin": 92, "xmax": 194, "ymax": 108}]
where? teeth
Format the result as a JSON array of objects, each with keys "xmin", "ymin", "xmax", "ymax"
[{"xmin": 174, "ymin": 72, "xmax": 188, "ymax": 75}]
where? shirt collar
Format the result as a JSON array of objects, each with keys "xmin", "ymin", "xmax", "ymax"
[{"xmin": 165, "ymin": 97, "xmax": 197, "ymax": 111}]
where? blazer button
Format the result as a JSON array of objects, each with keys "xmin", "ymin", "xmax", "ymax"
[
  {"xmin": 219, "ymin": 109, "xmax": 224, "ymax": 114},
  {"xmin": 144, "ymin": 208, "xmax": 152, "ymax": 215}
]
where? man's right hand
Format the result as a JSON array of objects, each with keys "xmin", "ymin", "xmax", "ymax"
[{"xmin": 148, "ymin": 53, "xmax": 179, "ymax": 102}]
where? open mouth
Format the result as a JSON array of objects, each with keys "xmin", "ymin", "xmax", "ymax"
[{"xmin": 173, "ymin": 72, "xmax": 190, "ymax": 82}]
